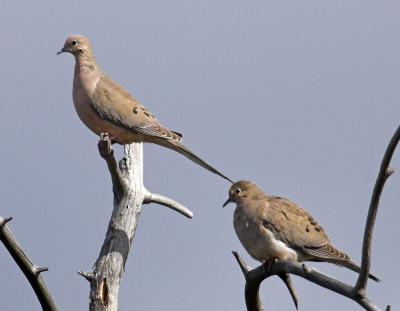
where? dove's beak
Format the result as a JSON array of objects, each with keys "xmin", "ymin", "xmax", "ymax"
[
  {"xmin": 223, "ymin": 198, "xmax": 232, "ymax": 208},
  {"xmin": 57, "ymin": 48, "xmax": 66, "ymax": 55}
]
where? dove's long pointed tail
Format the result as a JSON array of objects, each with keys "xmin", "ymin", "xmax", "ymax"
[
  {"xmin": 157, "ymin": 139, "xmax": 233, "ymax": 183},
  {"xmin": 332, "ymin": 259, "xmax": 380, "ymax": 282}
]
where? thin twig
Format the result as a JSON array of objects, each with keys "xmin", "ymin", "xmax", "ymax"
[
  {"xmin": 277, "ymin": 273, "xmax": 299, "ymax": 310},
  {"xmin": 233, "ymin": 251, "xmax": 251, "ymax": 275},
  {"xmin": 355, "ymin": 125, "xmax": 400, "ymax": 293},
  {"xmin": 0, "ymin": 217, "xmax": 58, "ymax": 311},
  {"xmin": 78, "ymin": 270, "xmax": 94, "ymax": 282}
]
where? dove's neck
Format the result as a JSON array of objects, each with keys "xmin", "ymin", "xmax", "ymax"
[
  {"xmin": 73, "ymin": 51, "xmax": 100, "ymax": 96},
  {"xmin": 74, "ymin": 51, "xmax": 98, "ymax": 73}
]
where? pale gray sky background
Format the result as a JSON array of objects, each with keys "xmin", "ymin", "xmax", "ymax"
[{"xmin": 0, "ymin": 1, "xmax": 399, "ymax": 310}]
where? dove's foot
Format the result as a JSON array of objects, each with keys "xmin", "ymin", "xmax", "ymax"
[
  {"xmin": 98, "ymin": 133, "xmax": 114, "ymax": 158},
  {"xmin": 262, "ymin": 257, "xmax": 279, "ymax": 272}
]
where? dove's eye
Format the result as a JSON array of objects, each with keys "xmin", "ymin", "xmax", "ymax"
[
  {"xmin": 72, "ymin": 40, "xmax": 77, "ymax": 46},
  {"xmin": 235, "ymin": 188, "xmax": 241, "ymax": 194}
]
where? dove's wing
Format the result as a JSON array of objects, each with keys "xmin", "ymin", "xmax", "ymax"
[
  {"xmin": 262, "ymin": 197, "xmax": 350, "ymax": 261},
  {"xmin": 90, "ymin": 75, "xmax": 182, "ymax": 142}
]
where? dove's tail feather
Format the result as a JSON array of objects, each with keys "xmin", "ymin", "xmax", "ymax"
[
  {"xmin": 331, "ymin": 259, "xmax": 380, "ymax": 282},
  {"xmin": 303, "ymin": 243, "xmax": 380, "ymax": 282},
  {"xmin": 157, "ymin": 139, "xmax": 233, "ymax": 183}
]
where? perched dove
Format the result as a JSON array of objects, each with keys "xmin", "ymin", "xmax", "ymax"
[
  {"xmin": 223, "ymin": 180, "xmax": 379, "ymax": 281},
  {"xmin": 57, "ymin": 35, "xmax": 232, "ymax": 182}
]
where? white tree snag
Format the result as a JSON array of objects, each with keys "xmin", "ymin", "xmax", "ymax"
[
  {"xmin": 80, "ymin": 134, "xmax": 192, "ymax": 311},
  {"xmin": 0, "ymin": 217, "xmax": 58, "ymax": 311},
  {"xmin": 233, "ymin": 124, "xmax": 400, "ymax": 311}
]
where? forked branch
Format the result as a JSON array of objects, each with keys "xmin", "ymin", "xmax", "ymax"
[
  {"xmin": 233, "ymin": 124, "xmax": 400, "ymax": 311},
  {"xmin": 81, "ymin": 133, "xmax": 193, "ymax": 311}
]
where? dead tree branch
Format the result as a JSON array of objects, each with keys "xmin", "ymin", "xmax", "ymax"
[
  {"xmin": 233, "ymin": 124, "xmax": 400, "ymax": 311},
  {"xmin": 0, "ymin": 217, "xmax": 58, "ymax": 311},
  {"xmin": 355, "ymin": 125, "xmax": 400, "ymax": 294},
  {"xmin": 233, "ymin": 252, "xmax": 382, "ymax": 311},
  {"xmin": 80, "ymin": 133, "xmax": 192, "ymax": 311}
]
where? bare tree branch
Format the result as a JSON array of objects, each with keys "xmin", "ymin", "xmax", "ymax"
[
  {"xmin": 233, "ymin": 252, "xmax": 381, "ymax": 311},
  {"xmin": 143, "ymin": 190, "xmax": 193, "ymax": 218},
  {"xmin": 81, "ymin": 135, "xmax": 192, "ymax": 311},
  {"xmin": 233, "ymin": 124, "xmax": 400, "ymax": 310},
  {"xmin": 233, "ymin": 252, "xmax": 299, "ymax": 311},
  {"xmin": 0, "ymin": 217, "xmax": 58, "ymax": 311},
  {"xmin": 355, "ymin": 125, "xmax": 400, "ymax": 294},
  {"xmin": 233, "ymin": 251, "xmax": 264, "ymax": 311}
]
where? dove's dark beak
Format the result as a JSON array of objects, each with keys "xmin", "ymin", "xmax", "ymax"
[
  {"xmin": 223, "ymin": 198, "xmax": 232, "ymax": 208},
  {"xmin": 57, "ymin": 48, "xmax": 66, "ymax": 55}
]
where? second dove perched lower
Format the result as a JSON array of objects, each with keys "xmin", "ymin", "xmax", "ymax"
[
  {"xmin": 57, "ymin": 35, "xmax": 231, "ymax": 182},
  {"xmin": 223, "ymin": 180, "xmax": 379, "ymax": 281}
]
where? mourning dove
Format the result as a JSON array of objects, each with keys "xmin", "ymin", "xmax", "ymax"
[
  {"xmin": 57, "ymin": 35, "xmax": 232, "ymax": 182},
  {"xmin": 223, "ymin": 180, "xmax": 379, "ymax": 281}
]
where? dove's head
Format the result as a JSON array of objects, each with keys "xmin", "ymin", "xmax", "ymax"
[
  {"xmin": 223, "ymin": 180, "xmax": 265, "ymax": 207},
  {"xmin": 57, "ymin": 35, "xmax": 93, "ymax": 57}
]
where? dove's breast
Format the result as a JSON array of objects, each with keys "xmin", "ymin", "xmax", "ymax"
[
  {"xmin": 233, "ymin": 205, "xmax": 298, "ymax": 262},
  {"xmin": 72, "ymin": 68, "xmax": 141, "ymax": 143}
]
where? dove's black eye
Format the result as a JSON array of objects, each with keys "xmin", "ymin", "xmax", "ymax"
[
  {"xmin": 72, "ymin": 40, "xmax": 77, "ymax": 46},
  {"xmin": 235, "ymin": 188, "xmax": 241, "ymax": 194}
]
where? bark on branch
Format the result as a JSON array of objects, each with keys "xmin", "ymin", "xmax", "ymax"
[
  {"xmin": 81, "ymin": 133, "xmax": 193, "ymax": 311},
  {"xmin": 0, "ymin": 217, "xmax": 58, "ymax": 311},
  {"xmin": 233, "ymin": 124, "xmax": 400, "ymax": 311}
]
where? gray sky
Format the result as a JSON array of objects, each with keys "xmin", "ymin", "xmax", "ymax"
[{"xmin": 0, "ymin": 1, "xmax": 399, "ymax": 310}]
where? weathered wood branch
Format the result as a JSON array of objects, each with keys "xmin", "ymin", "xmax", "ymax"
[
  {"xmin": 233, "ymin": 124, "xmax": 400, "ymax": 311},
  {"xmin": 143, "ymin": 191, "xmax": 193, "ymax": 218},
  {"xmin": 0, "ymin": 217, "xmax": 58, "ymax": 311},
  {"xmin": 81, "ymin": 133, "xmax": 192, "ymax": 311}
]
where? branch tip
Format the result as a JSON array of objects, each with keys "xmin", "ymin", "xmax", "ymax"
[
  {"xmin": 0, "ymin": 216, "xmax": 13, "ymax": 227},
  {"xmin": 232, "ymin": 251, "xmax": 250, "ymax": 276},
  {"xmin": 78, "ymin": 270, "xmax": 94, "ymax": 282},
  {"xmin": 35, "ymin": 267, "xmax": 49, "ymax": 275},
  {"xmin": 278, "ymin": 273, "xmax": 299, "ymax": 310},
  {"xmin": 143, "ymin": 191, "xmax": 193, "ymax": 219}
]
